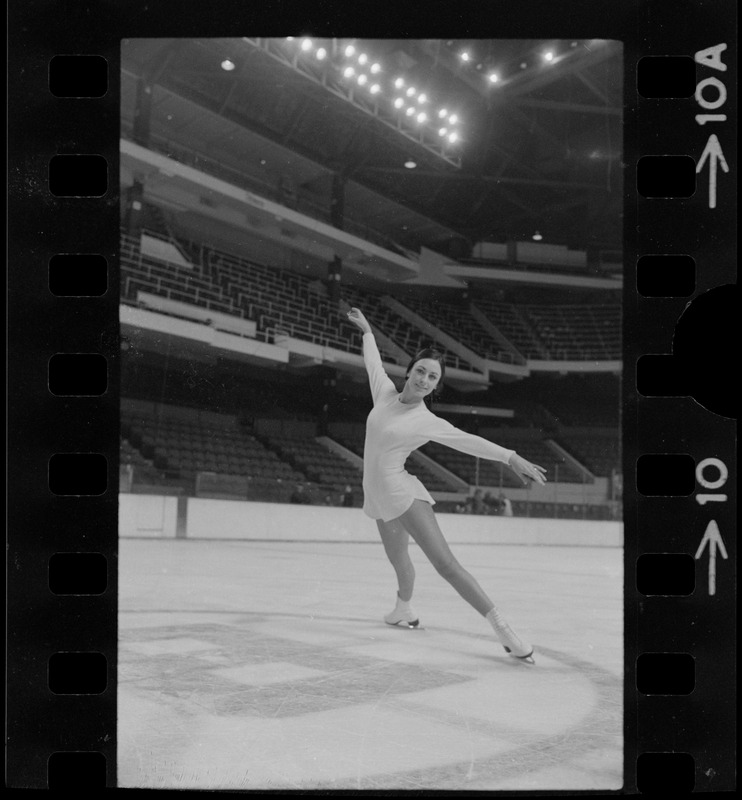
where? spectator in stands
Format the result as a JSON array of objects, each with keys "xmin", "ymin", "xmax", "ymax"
[
  {"xmin": 483, "ymin": 491, "xmax": 502, "ymax": 515},
  {"xmin": 342, "ymin": 484, "xmax": 355, "ymax": 507},
  {"xmin": 469, "ymin": 489, "xmax": 487, "ymax": 515},
  {"xmin": 499, "ymin": 492, "xmax": 513, "ymax": 517},
  {"xmin": 290, "ymin": 483, "xmax": 311, "ymax": 504},
  {"xmin": 346, "ymin": 306, "xmax": 546, "ymax": 663}
]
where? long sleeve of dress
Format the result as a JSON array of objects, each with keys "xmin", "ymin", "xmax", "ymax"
[
  {"xmin": 422, "ymin": 415, "xmax": 515, "ymax": 465},
  {"xmin": 362, "ymin": 331, "xmax": 397, "ymax": 404}
]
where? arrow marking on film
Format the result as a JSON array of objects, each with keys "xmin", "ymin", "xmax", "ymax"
[
  {"xmin": 694, "ymin": 519, "xmax": 728, "ymax": 596},
  {"xmin": 696, "ymin": 134, "xmax": 729, "ymax": 209}
]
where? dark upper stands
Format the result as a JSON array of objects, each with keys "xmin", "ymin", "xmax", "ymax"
[{"xmin": 122, "ymin": 213, "xmax": 622, "ymax": 365}]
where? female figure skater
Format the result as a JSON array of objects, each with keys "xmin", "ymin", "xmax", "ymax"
[{"xmin": 346, "ymin": 307, "xmax": 547, "ymax": 662}]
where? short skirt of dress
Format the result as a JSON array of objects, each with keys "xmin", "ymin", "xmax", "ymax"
[{"xmin": 362, "ymin": 470, "xmax": 436, "ymax": 522}]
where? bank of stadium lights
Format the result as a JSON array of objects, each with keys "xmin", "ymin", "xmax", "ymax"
[
  {"xmin": 275, "ymin": 37, "xmax": 464, "ymax": 161},
  {"xmin": 447, "ymin": 41, "xmax": 576, "ymax": 90}
]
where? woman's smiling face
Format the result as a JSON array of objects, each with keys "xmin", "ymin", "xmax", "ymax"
[{"xmin": 405, "ymin": 358, "xmax": 442, "ymax": 398}]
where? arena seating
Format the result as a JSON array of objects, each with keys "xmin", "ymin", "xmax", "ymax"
[
  {"xmin": 122, "ymin": 213, "xmax": 622, "ymax": 367},
  {"xmin": 470, "ymin": 298, "xmax": 547, "ymax": 359},
  {"xmin": 519, "ymin": 304, "xmax": 621, "ymax": 361},
  {"xmin": 255, "ymin": 431, "xmax": 363, "ymax": 499},
  {"xmin": 418, "ymin": 442, "xmax": 523, "ymax": 489},
  {"xmin": 121, "ymin": 404, "xmax": 304, "ymax": 484},
  {"xmin": 340, "ymin": 286, "xmax": 479, "ymax": 371},
  {"xmin": 330, "ymin": 428, "xmax": 456, "ymax": 493},
  {"xmin": 121, "ymin": 231, "xmax": 241, "ymax": 319},
  {"xmin": 397, "ymin": 295, "xmax": 519, "ymax": 363},
  {"xmin": 554, "ymin": 430, "xmax": 620, "ymax": 478}
]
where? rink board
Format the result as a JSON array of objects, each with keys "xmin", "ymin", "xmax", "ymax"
[{"xmin": 119, "ymin": 493, "xmax": 623, "ymax": 547}]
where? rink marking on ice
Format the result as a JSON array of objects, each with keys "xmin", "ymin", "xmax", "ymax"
[{"xmin": 119, "ymin": 608, "xmax": 621, "ymax": 789}]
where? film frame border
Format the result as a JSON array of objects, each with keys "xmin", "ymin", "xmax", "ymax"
[{"xmin": 6, "ymin": 0, "xmax": 736, "ymax": 791}]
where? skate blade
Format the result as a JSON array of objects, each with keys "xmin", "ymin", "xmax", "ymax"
[
  {"xmin": 504, "ymin": 646, "xmax": 535, "ymax": 664},
  {"xmin": 386, "ymin": 619, "xmax": 423, "ymax": 630}
]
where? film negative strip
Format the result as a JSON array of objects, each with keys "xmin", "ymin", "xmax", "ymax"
[{"xmin": 7, "ymin": 0, "xmax": 736, "ymax": 792}]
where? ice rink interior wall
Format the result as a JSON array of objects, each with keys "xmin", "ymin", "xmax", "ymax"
[{"xmin": 119, "ymin": 494, "xmax": 624, "ymax": 547}]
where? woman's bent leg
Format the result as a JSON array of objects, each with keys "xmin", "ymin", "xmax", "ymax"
[
  {"xmin": 376, "ymin": 518, "xmax": 415, "ymax": 602},
  {"xmin": 397, "ymin": 500, "xmax": 494, "ymax": 616}
]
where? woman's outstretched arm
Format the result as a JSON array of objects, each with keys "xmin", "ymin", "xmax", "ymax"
[
  {"xmin": 425, "ymin": 417, "xmax": 547, "ymax": 486},
  {"xmin": 346, "ymin": 307, "xmax": 395, "ymax": 402},
  {"xmin": 346, "ymin": 306, "xmax": 372, "ymax": 334}
]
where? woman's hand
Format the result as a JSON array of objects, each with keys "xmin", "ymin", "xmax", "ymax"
[
  {"xmin": 346, "ymin": 307, "xmax": 372, "ymax": 334},
  {"xmin": 507, "ymin": 453, "xmax": 548, "ymax": 486}
]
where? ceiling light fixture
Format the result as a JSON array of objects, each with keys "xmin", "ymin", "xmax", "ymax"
[
  {"xmin": 358, "ymin": 53, "xmax": 368, "ymax": 65},
  {"xmin": 343, "ymin": 66, "xmax": 355, "ymax": 78},
  {"xmin": 357, "ymin": 74, "xmax": 368, "ymax": 85},
  {"xmin": 543, "ymin": 50, "xmax": 555, "ymax": 62},
  {"xmin": 487, "ymin": 72, "xmax": 499, "ymax": 83},
  {"xmin": 316, "ymin": 47, "xmax": 327, "ymax": 60},
  {"xmin": 416, "ymin": 112, "xmax": 427, "ymax": 123},
  {"xmin": 370, "ymin": 83, "xmax": 381, "ymax": 94},
  {"xmin": 301, "ymin": 38, "xmax": 313, "ymax": 51},
  {"xmin": 220, "ymin": 59, "xmax": 236, "ymax": 71},
  {"xmin": 394, "ymin": 77, "xmax": 404, "ymax": 89},
  {"xmin": 460, "ymin": 51, "xmax": 471, "ymax": 62},
  {"xmin": 345, "ymin": 44, "xmax": 356, "ymax": 57},
  {"xmin": 404, "ymin": 159, "xmax": 417, "ymax": 169},
  {"xmin": 393, "ymin": 97, "xmax": 404, "ymax": 109},
  {"xmin": 532, "ymin": 231, "xmax": 543, "ymax": 241},
  {"xmin": 370, "ymin": 63, "xmax": 381, "ymax": 74}
]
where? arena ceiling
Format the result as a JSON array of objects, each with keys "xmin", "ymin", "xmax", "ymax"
[{"xmin": 121, "ymin": 37, "xmax": 624, "ymax": 259}]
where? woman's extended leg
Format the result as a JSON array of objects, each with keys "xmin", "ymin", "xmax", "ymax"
[
  {"xmin": 397, "ymin": 499, "xmax": 493, "ymax": 615},
  {"xmin": 397, "ymin": 500, "xmax": 533, "ymax": 660}
]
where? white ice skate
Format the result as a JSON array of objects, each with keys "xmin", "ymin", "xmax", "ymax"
[
  {"xmin": 384, "ymin": 598, "xmax": 422, "ymax": 629},
  {"xmin": 487, "ymin": 610, "xmax": 535, "ymax": 663}
]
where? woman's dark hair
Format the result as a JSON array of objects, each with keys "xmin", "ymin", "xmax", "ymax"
[{"xmin": 406, "ymin": 347, "xmax": 446, "ymax": 408}]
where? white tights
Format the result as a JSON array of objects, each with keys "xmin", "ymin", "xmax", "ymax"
[{"xmin": 376, "ymin": 499, "xmax": 496, "ymax": 617}]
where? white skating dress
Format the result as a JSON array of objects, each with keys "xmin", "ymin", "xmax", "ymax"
[{"xmin": 361, "ymin": 332, "xmax": 516, "ymax": 522}]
